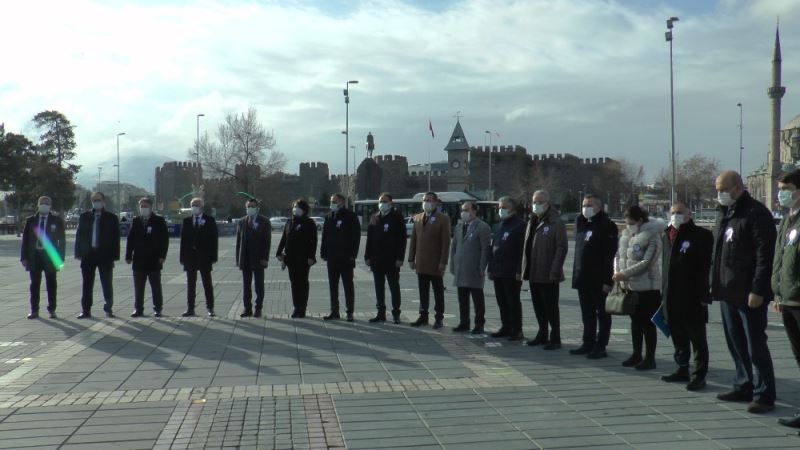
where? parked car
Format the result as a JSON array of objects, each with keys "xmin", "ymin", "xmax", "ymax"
[
  {"xmin": 269, "ymin": 216, "xmax": 288, "ymax": 231},
  {"xmin": 311, "ymin": 216, "xmax": 325, "ymax": 231},
  {"xmin": 405, "ymin": 217, "xmax": 414, "ymax": 236}
]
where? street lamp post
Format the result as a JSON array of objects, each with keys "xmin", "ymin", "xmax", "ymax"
[
  {"xmin": 737, "ymin": 103, "xmax": 743, "ymax": 174},
  {"xmin": 344, "ymin": 80, "xmax": 358, "ymax": 200},
  {"xmin": 196, "ymin": 113, "xmax": 205, "ymax": 186},
  {"xmin": 485, "ymin": 130, "xmax": 492, "ymax": 200},
  {"xmin": 116, "ymin": 132, "xmax": 125, "ymax": 215},
  {"xmin": 97, "ymin": 166, "xmax": 103, "ymax": 188},
  {"xmin": 666, "ymin": 16, "xmax": 679, "ymax": 204},
  {"xmin": 350, "ymin": 145, "xmax": 356, "ymax": 176}
]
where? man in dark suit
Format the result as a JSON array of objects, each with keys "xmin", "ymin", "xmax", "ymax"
[
  {"xmin": 20, "ymin": 196, "xmax": 66, "ymax": 319},
  {"xmin": 74, "ymin": 191, "xmax": 120, "ymax": 318},
  {"xmin": 179, "ymin": 197, "xmax": 218, "ymax": 317},
  {"xmin": 236, "ymin": 198, "xmax": 271, "ymax": 318},
  {"xmin": 364, "ymin": 193, "xmax": 406, "ymax": 324},
  {"xmin": 125, "ymin": 197, "xmax": 169, "ymax": 317},
  {"xmin": 321, "ymin": 193, "xmax": 361, "ymax": 322}
]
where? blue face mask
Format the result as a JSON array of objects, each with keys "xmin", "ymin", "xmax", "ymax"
[
  {"xmin": 498, "ymin": 208, "xmax": 509, "ymax": 219},
  {"xmin": 778, "ymin": 190, "xmax": 795, "ymax": 208}
]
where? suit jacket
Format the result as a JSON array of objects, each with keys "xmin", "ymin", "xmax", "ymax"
[
  {"xmin": 661, "ymin": 221, "xmax": 713, "ymax": 324},
  {"xmin": 276, "ymin": 216, "xmax": 317, "ymax": 264},
  {"xmin": 364, "ymin": 209, "xmax": 406, "ymax": 272},
  {"xmin": 75, "ymin": 209, "xmax": 120, "ymax": 264},
  {"xmin": 488, "ymin": 215, "xmax": 526, "ymax": 278},
  {"xmin": 320, "ymin": 207, "xmax": 360, "ymax": 266},
  {"xmin": 180, "ymin": 214, "xmax": 218, "ymax": 271},
  {"xmin": 21, "ymin": 213, "xmax": 66, "ymax": 272},
  {"xmin": 450, "ymin": 218, "xmax": 491, "ymax": 288},
  {"xmin": 236, "ymin": 214, "xmax": 271, "ymax": 270},
  {"xmin": 125, "ymin": 214, "xmax": 169, "ymax": 272},
  {"xmin": 408, "ymin": 211, "xmax": 451, "ymax": 277},
  {"xmin": 572, "ymin": 211, "xmax": 618, "ymax": 290},
  {"xmin": 522, "ymin": 207, "xmax": 568, "ymax": 283}
]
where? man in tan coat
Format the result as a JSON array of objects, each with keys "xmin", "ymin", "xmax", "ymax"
[{"xmin": 408, "ymin": 192, "xmax": 451, "ymax": 328}]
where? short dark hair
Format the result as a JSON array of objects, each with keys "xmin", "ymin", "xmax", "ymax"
[
  {"xmin": 331, "ymin": 193, "xmax": 346, "ymax": 202},
  {"xmin": 379, "ymin": 192, "xmax": 392, "ymax": 201},
  {"xmin": 779, "ymin": 169, "xmax": 800, "ymax": 188},
  {"xmin": 583, "ymin": 193, "xmax": 603, "ymax": 206},
  {"xmin": 423, "ymin": 192, "xmax": 438, "ymax": 201},
  {"xmin": 624, "ymin": 205, "xmax": 649, "ymax": 223},
  {"xmin": 462, "ymin": 201, "xmax": 477, "ymax": 212},
  {"xmin": 91, "ymin": 191, "xmax": 105, "ymax": 200},
  {"xmin": 138, "ymin": 197, "xmax": 153, "ymax": 206},
  {"xmin": 293, "ymin": 198, "xmax": 310, "ymax": 215},
  {"xmin": 246, "ymin": 198, "xmax": 259, "ymax": 206}
]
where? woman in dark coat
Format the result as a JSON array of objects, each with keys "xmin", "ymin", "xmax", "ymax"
[{"xmin": 276, "ymin": 199, "xmax": 317, "ymax": 318}]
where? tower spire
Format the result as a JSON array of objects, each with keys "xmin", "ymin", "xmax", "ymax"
[{"xmin": 766, "ymin": 22, "xmax": 786, "ymax": 210}]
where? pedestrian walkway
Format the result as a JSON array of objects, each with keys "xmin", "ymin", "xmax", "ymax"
[{"xmin": 0, "ymin": 234, "xmax": 799, "ymax": 448}]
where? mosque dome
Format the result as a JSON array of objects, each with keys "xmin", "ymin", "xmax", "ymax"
[{"xmin": 785, "ymin": 113, "xmax": 800, "ymax": 130}]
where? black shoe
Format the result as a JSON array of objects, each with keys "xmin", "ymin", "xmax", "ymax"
[
  {"xmin": 105, "ymin": 311, "xmax": 115, "ymax": 318},
  {"xmin": 634, "ymin": 358, "xmax": 656, "ymax": 371},
  {"xmin": 76, "ymin": 312, "xmax": 92, "ymax": 319},
  {"xmin": 570, "ymin": 345, "xmax": 592, "ymax": 355},
  {"xmin": 182, "ymin": 310, "xmax": 196, "ymax": 317},
  {"xmin": 622, "ymin": 354, "xmax": 642, "ymax": 367},
  {"xmin": 717, "ymin": 390, "xmax": 753, "ymax": 403},
  {"xmin": 130, "ymin": 311, "xmax": 143, "ymax": 318},
  {"xmin": 393, "ymin": 316, "xmax": 401, "ymax": 324},
  {"xmin": 240, "ymin": 310, "xmax": 253, "ymax": 318},
  {"xmin": 27, "ymin": 312, "xmax": 39, "ymax": 319},
  {"xmin": 291, "ymin": 311, "xmax": 299, "ymax": 318},
  {"xmin": 508, "ymin": 331, "xmax": 525, "ymax": 341},
  {"xmin": 48, "ymin": 311, "xmax": 57, "ymax": 319},
  {"xmin": 154, "ymin": 311, "xmax": 162, "ymax": 318},
  {"xmin": 346, "ymin": 313, "xmax": 354, "ymax": 322},
  {"xmin": 323, "ymin": 313, "xmax": 340, "ymax": 321},
  {"xmin": 748, "ymin": 401, "xmax": 775, "ymax": 414},
  {"xmin": 254, "ymin": 309, "xmax": 262, "ymax": 318},
  {"xmin": 452, "ymin": 324, "xmax": 470, "ymax": 332},
  {"xmin": 543, "ymin": 341, "xmax": 561, "ymax": 350},
  {"xmin": 471, "ymin": 327, "xmax": 484, "ymax": 335},
  {"xmin": 778, "ymin": 414, "xmax": 800, "ymax": 428},
  {"xmin": 491, "ymin": 328, "xmax": 510, "ymax": 338},
  {"xmin": 410, "ymin": 316, "xmax": 429, "ymax": 327},
  {"xmin": 526, "ymin": 336, "xmax": 547, "ymax": 346},
  {"xmin": 661, "ymin": 369, "xmax": 690, "ymax": 383},
  {"xmin": 207, "ymin": 310, "xmax": 216, "ymax": 317},
  {"xmin": 433, "ymin": 319, "xmax": 444, "ymax": 329},
  {"xmin": 369, "ymin": 315, "xmax": 386, "ymax": 323},
  {"xmin": 586, "ymin": 347, "xmax": 608, "ymax": 359},
  {"xmin": 686, "ymin": 378, "xmax": 706, "ymax": 391},
  {"xmin": 298, "ymin": 312, "xmax": 307, "ymax": 318}
]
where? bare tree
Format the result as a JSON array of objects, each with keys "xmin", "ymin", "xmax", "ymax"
[{"xmin": 655, "ymin": 155, "xmax": 719, "ymax": 208}]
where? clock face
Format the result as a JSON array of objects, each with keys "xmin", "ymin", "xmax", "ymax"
[{"xmin": 451, "ymin": 160, "xmax": 461, "ymax": 169}]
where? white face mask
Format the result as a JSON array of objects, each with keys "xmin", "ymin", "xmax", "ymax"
[
  {"xmin": 422, "ymin": 201, "xmax": 434, "ymax": 213},
  {"xmin": 778, "ymin": 190, "xmax": 795, "ymax": 208},
  {"xmin": 293, "ymin": 207, "xmax": 304, "ymax": 217},
  {"xmin": 378, "ymin": 201, "xmax": 391, "ymax": 213},
  {"xmin": 626, "ymin": 223, "xmax": 639, "ymax": 234},
  {"xmin": 92, "ymin": 201, "xmax": 104, "ymax": 210},
  {"xmin": 330, "ymin": 203, "xmax": 340, "ymax": 213},
  {"xmin": 38, "ymin": 204, "xmax": 51, "ymax": 215},
  {"xmin": 139, "ymin": 207, "xmax": 151, "ymax": 217},
  {"xmin": 717, "ymin": 191, "xmax": 734, "ymax": 207},
  {"xmin": 669, "ymin": 213, "xmax": 685, "ymax": 228},
  {"xmin": 246, "ymin": 207, "xmax": 258, "ymax": 217},
  {"xmin": 460, "ymin": 211, "xmax": 471, "ymax": 222},
  {"xmin": 582, "ymin": 206, "xmax": 595, "ymax": 219},
  {"xmin": 191, "ymin": 206, "xmax": 202, "ymax": 216},
  {"xmin": 498, "ymin": 208, "xmax": 510, "ymax": 220},
  {"xmin": 533, "ymin": 203, "xmax": 546, "ymax": 216}
]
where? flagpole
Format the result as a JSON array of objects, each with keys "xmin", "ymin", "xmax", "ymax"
[{"xmin": 427, "ymin": 139, "xmax": 431, "ymax": 192}]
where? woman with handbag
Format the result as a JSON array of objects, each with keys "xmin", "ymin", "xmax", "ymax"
[{"xmin": 612, "ymin": 206, "xmax": 663, "ymax": 371}]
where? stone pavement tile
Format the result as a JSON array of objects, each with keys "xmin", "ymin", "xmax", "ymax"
[
  {"xmin": 339, "ymin": 419, "xmax": 425, "ymax": 432},
  {"xmin": 346, "ymin": 435, "xmax": 440, "ymax": 449},
  {"xmin": 526, "ymin": 426, "xmax": 611, "ymax": 439},
  {"xmin": 0, "ymin": 426, "xmax": 76, "ymax": 439},
  {"xmin": 634, "ymin": 441, "xmax": 726, "ymax": 450},
  {"xmin": 1, "ymin": 410, "xmax": 94, "ymax": 422},
  {"xmin": 444, "ymin": 440, "xmax": 536, "ymax": 450},
  {"xmin": 0, "ymin": 418, "xmax": 85, "ymax": 431},
  {"xmin": 345, "ymin": 427, "xmax": 433, "ymax": 440},
  {"xmin": 515, "ymin": 418, "xmax": 599, "ymax": 433},
  {"xmin": 59, "ymin": 440, "xmax": 156, "ymax": 450},
  {"xmin": 616, "ymin": 430, "xmax": 708, "ymax": 445},
  {"xmin": 535, "ymin": 434, "xmax": 631, "ymax": 448},
  {"xmin": 436, "ymin": 430, "xmax": 533, "ymax": 445},
  {"xmin": 0, "ymin": 436, "xmax": 66, "ymax": 449}
]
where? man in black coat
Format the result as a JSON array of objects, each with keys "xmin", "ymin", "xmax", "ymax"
[
  {"xmin": 364, "ymin": 193, "xmax": 407, "ymax": 324},
  {"xmin": 20, "ymin": 196, "xmax": 66, "ymax": 319},
  {"xmin": 321, "ymin": 193, "xmax": 361, "ymax": 322},
  {"xmin": 711, "ymin": 170, "xmax": 777, "ymax": 414},
  {"xmin": 570, "ymin": 194, "xmax": 618, "ymax": 359},
  {"xmin": 235, "ymin": 198, "xmax": 271, "ymax": 318},
  {"xmin": 661, "ymin": 202, "xmax": 713, "ymax": 391},
  {"xmin": 74, "ymin": 191, "xmax": 120, "ymax": 318},
  {"xmin": 488, "ymin": 196, "xmax": 527, "ymax": 341},
  {"xmin": 125, "ymin": 197, "xmax": 169, "ymax": 317},
  {"xmin": 179, "ymin": 197, "xmax": 218, "ymax": 317}
]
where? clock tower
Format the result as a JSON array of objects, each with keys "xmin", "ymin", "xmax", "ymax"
[{"xmin": 445, "ymin": 118, "xmax": 470, "ymax": 192}]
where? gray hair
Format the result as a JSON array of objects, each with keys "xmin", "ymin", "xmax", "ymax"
[
  {"xmin": 462, "ymin": 200, "xmax": 477, "ymax": 212},
  {"xmin": 532, "ymin": 190, "xmax": 550, "ymax": 202},
  {"xmin": 498, "ymin": 196, "xmax": 516, "ymax": 208}
]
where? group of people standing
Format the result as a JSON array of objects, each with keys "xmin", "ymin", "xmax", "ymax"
[{"xmin": 18, "ymin": 168, "xmax": 800, "ymax": 427}]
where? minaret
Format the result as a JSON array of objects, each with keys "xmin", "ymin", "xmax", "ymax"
[{"xmin": 767, "ymin": 24, "xmax": 786, "ymax": 210}]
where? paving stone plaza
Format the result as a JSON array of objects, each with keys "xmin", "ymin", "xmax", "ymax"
[{"xmin": 1, "ymin": 232, "xmax": 800, "ymax": 449}]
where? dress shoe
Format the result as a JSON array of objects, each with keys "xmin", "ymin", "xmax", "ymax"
[
  {"xmin": 526, "ymin": 336, "xmax": 547, "ymax": 346},
  {"xmin": 433, "ymin": 319, "xmax": 444, "ymax": 329},
  {"xmin": 27, "ymin": 312, "xmax": 39, "ymax": 319},
  {"xmin": 182, "ymin": 310, "xmax": 196, "ymax": 317},
  {"xmin": 471, "ymin": 327, "xmax": 484, "ymax": 335},
  {"xmin": 543, "ymin": 341, "xmax": 561, "ymax": 350},
  {"xmin": 291, "ymin": 311, "xmax": 299, "ymax": 318},
  {"xmin": 105, "ymin": 311, "xmax": 115, "ymax": 318},
  {"xmin": 410, "ymin": 316, "xmax": 429, "ymax": 327},
  {"xmin": 747, "ymin": 401, "xmax": 775, "ymax": 414},
  {"xmin": 323, "ymin": 313, "xmax": 341, "ymax": 321},
  {"xmin": 686, "ymin": 378, "xmax": 706, "ymax": 391},
  {"xmin": 130, "ymin": 311, "xmax": 143, "ymax": 318},
  {"xmin": 570, "ymin": 345, "xmax": 592, "ymax": 355},
  {"xmin": 240, "ymin": 310, "xmax": 253, "ymax": 318},
  {"xmin": 634, "ymin": 358, "xmax": 655, "ymax": 371},
  {"xmin": 369, "ymin": 315, "xmax": 386, "ymax": 323},
  {"xmin": 254, "ymin": 309, "xmax": 262, "ymax": 318},
  {"xmin": 76, "ymin": 312, "xmax": 92, "ymax": 319},
  {"xmin": 48, "ymin": 311, "xmax": 57, "ymax": 319},
  {"xmin": 491, "ymin": 328, "xmax": 510, "ymax": 338},
  {"xmin": 586, "ymin": 347, "xmax": 608, "ymax": 359},
  {"xmin": 716, "ymin": 389, "xmax": 753, "ymax": 403},
  {"xmin": 778, "ymin": 414, "xmax": 800, "ymax": 428},
  {"xmin": 392, "ymin": 316, "xmax": 401, "ymax": 324},
  {"xmin": 452, "ymin": 324, "xmax": 470, "ymax": 332},
  {"xmin": 346, "ymin": 313, "xmax": 354, "ymax": 322},
  {"xmin": 154, "ymin": 311, "xmax": 162, "ymax": 318},
  {"xmin": 661, "ymin": 369, "xmax": 690, "ymax": 383},
  {"xmin": 508, "ymin": 331, "xmax": 525, "ymax": 341},
  {"xmin": 207, "ymin": 310, "xmax": 216, "ymax": 317},
  {"xmin": 297, "ymin": 312, "xmax": 307, "ymax": 318},
  {"xmin": 621, "ymin": 354, "xmax": 642, "ymax": 367}
]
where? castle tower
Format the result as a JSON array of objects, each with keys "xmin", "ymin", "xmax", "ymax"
[
  {"xmin": 445, "ymin": 118, "xmax": 470, "ymax": 191},
  {"xmin": 767, "ymin": 25, "xmax": 786, "ymax": 210}
]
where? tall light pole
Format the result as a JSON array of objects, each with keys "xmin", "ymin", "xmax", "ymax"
[
  {"xmin": 97, "ymin": 166, "xmax": 103, "ymax": 188},
  {"xmin": 116, "ymin": 132, "xmax": 125, "ymax": 214},
  {"xmin": 485, "ymin": 130, "xmax": 493, "ymax": 200},
  {"xmin": 350, "ymin": 145, "xmax": 356, "ymax": 176},
  {"xmin": 737, "ymin": 103, "xmax": 743, "ymax": 174},
  {"xmin": 196, "ymin": 113, "xmax": 205, "ymax": 186},
  {"xmin": 344, "ymin": 80, "xmax": 358, "ymax": 199},
  {"xmin": 666, "ymin": 16, "xmax": 679, "ymax": 204}
]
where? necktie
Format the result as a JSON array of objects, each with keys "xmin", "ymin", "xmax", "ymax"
[
  {"xmin": 37, "ymin": 217, "xmax": 45, "ymax": 249},
  {"xmin": 423, "ymin": 215, "xmax": 428, "ymax": 226},
  {"xmin": 195, "ymin": 216, "xmax": 199, "ymax": 228},
  {"xmin": 462, "ymin": 223, "xmax": 467, "ymax": 239},
  {"xmin": 92, "ymin": 214, "xmax": 100, "ymax": 248}
]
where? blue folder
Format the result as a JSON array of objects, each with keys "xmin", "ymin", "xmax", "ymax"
[{"xmin": 651, "ymin": 305, "xmax": 671, "ymax": 338}]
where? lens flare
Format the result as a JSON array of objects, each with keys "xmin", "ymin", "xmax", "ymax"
[{"xmin": 34, "ymin": 227, "xmax": 64, "ymax": 270}]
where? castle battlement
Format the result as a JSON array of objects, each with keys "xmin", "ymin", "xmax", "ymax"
[
  {"xmin": 471, "ymin": 145, "xmax": 527, "ymax": 154},
  {"xmin": 300, "ymin": 161, "xmax": 329, "ymax": 170},
  {"xmin": 374, "ymin": 154, "xmax": 408, "ymax": 163}
]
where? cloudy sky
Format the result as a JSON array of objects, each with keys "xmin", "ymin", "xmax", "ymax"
[{"xmin": 2, "ymin": 0, "xmax": 800, "ymax": 191}]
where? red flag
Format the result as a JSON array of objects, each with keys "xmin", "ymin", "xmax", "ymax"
[{"xmin": 428, "ymin": 119, "xmax": 435, "ymax": 138}]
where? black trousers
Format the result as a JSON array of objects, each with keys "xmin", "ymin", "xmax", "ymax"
[
  {"xmin": 457, "ymin": 287, "xmax": 485, "ymax": 328},
  {"xmin": 186, "ymin": 268, "xmax": 214, "ymax": 311},
  {"xmin": 288, "ymin": 261, "xmax": 310, "ymax": 314},
  {"xmin": 373, "ymin": 268, "xmax": 401, "ymax": 317},
  {"xmin": 783, "ymin": 307, "xmax": 800, "ymax": 369},
  {"xmin": 670, "ymin": 319, "xmax": 708, "ymax": 380},
  {"xmin": 29, "ymin": 258, "xmax": 57, "ymax": 313},
  {"xmin": 327, "ymin": 261, "xmax": 355, "ymax": 314},
  {"xmin": 241, "ymin": 267, "xmax": 265, "ymax": 311},
  {"xmin": 530, "ymin": 282, "xmax": 561, "ymax": 342},
  {"xmin": 133, "ymin": 270, "xmax": 163, "ymax": 313},
  {"xmin": 417, "ymin": 273, "xmax": 445, "ymax": 320},
  {"xmin": 493, "ymin": 278, "xmax": 522, "ymax": 334},
  {"xmin": 720, "ymin": 301, "xmax": 775, "ymax": 403},
  {"xmin": 81, "ymin": 259, "xmax": 114, "ymax": 313},
  {"xmin": 630, "ymin": 290, "xmax": 660, "ymax": 358},
  {"xmin": 577, "ymin": 287, "xmax": 611, "ymax": 348}
]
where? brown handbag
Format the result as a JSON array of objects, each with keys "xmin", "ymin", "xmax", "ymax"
[{"xmin": 605, "ymin": 283, "xmax": 639, "ymax": 315}]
